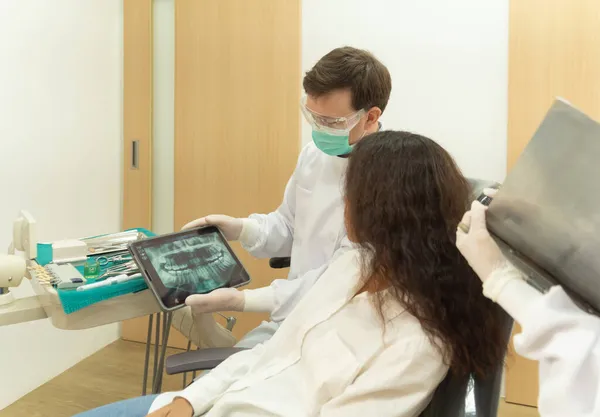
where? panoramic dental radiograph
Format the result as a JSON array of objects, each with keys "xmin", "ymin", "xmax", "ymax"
[{"xmin": 144, "ymin": 233, "xmax": 237, "ymax": 294}]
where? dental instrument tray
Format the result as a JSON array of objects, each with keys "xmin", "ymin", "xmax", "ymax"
[
  {"xmin": 37, "ymin": 228, "xmax": 155, "ymax": 315},
  {"xmin": 129, "ymin": 226, "xmax": 251, "ymax": 312},
  {"xmin": 82, "ymin": 230, "xmax": 148, "ymax": 256},
  {"xmin": 36, "ymin": 229, "xmax": 151, "ymax": 266}
]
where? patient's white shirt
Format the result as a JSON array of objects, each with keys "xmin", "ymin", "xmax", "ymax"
[{"xmin": 150, "ymin": 250, "xmax": 447, "ymax": 416}]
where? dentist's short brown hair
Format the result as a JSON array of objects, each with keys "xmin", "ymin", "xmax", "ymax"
[{"xmin": 303, "ymin": 46, "xmax": 392, "ymax": 113}]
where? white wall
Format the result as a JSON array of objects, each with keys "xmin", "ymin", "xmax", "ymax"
[
  {"xmin": 302, "ymin": 0, "xmax": 509, "ymax": 182},
  {"xmin": 0, "ymin": 0, "xmax": 122, "ymax": 409}
]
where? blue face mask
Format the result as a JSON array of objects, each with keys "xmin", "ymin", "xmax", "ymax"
[{"xmin": 311, "ymin": 130, "xmax": 354, "ymax": 156}]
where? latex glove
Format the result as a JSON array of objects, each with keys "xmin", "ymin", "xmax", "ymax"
[
  {"xmin": 146, "ymin": 398, "xmax": 193, "ymax": 417},
  {"xmin": 482, "ymin": 187, "xmax": 498, "ymax": 198},
  {"xmin": 181, "ymin": 214, "xmax": 243, "ymax": 241},
  {"xmin": 185, "ymin": 287, "xmax": 245, "ymax": 313},
  {"xmin": 456, "ymin": 200, "xmax": 506, "ymax": 282}
]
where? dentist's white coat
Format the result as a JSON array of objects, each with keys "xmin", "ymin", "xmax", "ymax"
[
  {"xmin": 484, "ymin": 264, "xmax": 600, "ymax": 417},
  {"xmin": 235, "ymin": 141, "xmax": 355, "ymax": 346},
  {"xmin": 150, "ymin": 250, "xmax": 447, "ymax": 416}
]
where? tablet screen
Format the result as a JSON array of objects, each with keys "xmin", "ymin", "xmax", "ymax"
[{"xmin": 130, "ymin": 226, "xmax": 250, "ymax": 309}]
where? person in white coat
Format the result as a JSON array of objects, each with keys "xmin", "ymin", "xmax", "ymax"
[
  {"xmin": 180, "ymin": 47, "xmax": 392, "ymax": 348},
  {"xmin": 456, "ymin": 197, "xmax": 600, "ymax": 417},
  {"xmin": 74, "ymin": 131, "xmax": 507, "ymax": 417}
]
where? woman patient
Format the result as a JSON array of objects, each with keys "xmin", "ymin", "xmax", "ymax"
[{"xmin": 75, "ymin": 131, "xmax": 506, "ymax": 417}]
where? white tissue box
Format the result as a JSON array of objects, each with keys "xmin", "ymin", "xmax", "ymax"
[{"xmin": 52, "ymin": 239, "xmax": 88, "ymax": 263}]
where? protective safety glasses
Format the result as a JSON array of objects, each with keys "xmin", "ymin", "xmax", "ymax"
[{"xmin": 300, "ymin": 96, "xmax": 365, "ymax": 135}]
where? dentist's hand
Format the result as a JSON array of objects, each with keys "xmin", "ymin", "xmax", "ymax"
[
  {"xmin": 181, "ymin": 214, "xmax": 243, "ymax": 241},
  {"xmin": 185, "ymin": 287, "xmax": 245, "ymax": 313},
  {"xmin": 482, "ymin": 187, "xmax": 499, "ymax": 198},
  {"xmin": 456, "ymin": 201, "xmax": 506, "ymax": 282}
]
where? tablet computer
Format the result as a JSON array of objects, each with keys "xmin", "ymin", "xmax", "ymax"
[{"xmin": 129, "ymin": 226, "xmax": 251, "ymax": 311}]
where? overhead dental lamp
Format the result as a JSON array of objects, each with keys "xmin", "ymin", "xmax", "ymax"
[{"xmin": 0, "ymin": 211, "xmax": 37, "ymax": 306}]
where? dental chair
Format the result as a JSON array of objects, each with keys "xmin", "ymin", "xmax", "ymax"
[{"xmin": 168, "ymin": 178, "xmax": 512, "ymax": 417}]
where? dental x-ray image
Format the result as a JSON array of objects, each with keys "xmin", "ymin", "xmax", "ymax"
[{"xmin": 142, "ymin": 233, "xmax": 238, "ymax": 294}]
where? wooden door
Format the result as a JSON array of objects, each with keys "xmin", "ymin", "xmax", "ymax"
[
  {"xmin": 121, "ymin": 0, "xmax": 172, "ymax": 345},
  {"xmin": 506, "ymin": 0, "xmax": 600, "ymax": 406},
  {"xmin": 122, "ymin": 0, "xmax": 153, "ymax": 232},
  {"xmin": 174, "ymin": 0, "xmax": 301, "ymax": 340},
  {"xmin": 122, "ymin": 0, "xmax": 301, "ymax": 346}
]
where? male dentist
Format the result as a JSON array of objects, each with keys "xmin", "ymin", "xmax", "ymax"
[{"xmin": 182, "ymin": 46, "xmax": 392, "ymax": 348}]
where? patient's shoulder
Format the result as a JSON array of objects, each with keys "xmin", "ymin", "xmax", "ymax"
[
  {"xmin": 317, "ymin": 249, "xmax": 361, "ymax": 282},
  {"xmin": 380, "ymin": 308, "xmax": 444, "ymax": 358}
]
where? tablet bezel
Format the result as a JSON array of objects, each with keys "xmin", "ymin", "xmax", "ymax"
[{"xmin": 129, "ymin": 226, "xmax": 251, "ymax": 312}]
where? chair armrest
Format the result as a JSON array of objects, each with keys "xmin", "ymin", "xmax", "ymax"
[
  {"xmin": 166, "ymin": 347, "xmax": 249, "ymax": 375},
  {"xmin": 269, "ymin": 257, "xmax": 291, "ymax": 269}
]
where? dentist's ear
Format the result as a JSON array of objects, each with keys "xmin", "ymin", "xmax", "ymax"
[{"xmin": 364, "ymin": 107, "xmax": 382, "ymax": 130}]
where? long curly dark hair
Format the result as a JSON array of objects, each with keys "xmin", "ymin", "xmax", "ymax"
[{"xmin": 345, "ymin": 130, "xmax": 506, "ymax": 377}]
